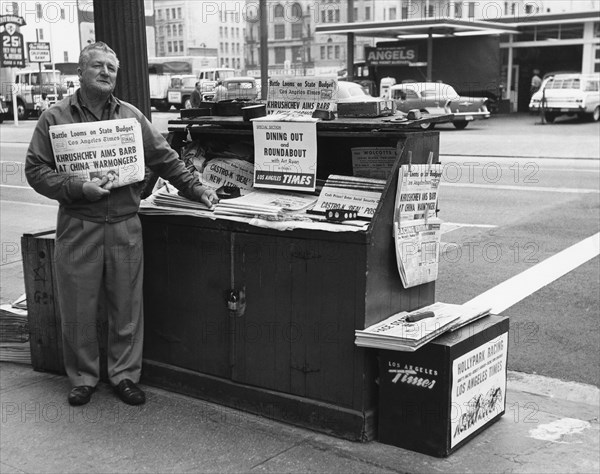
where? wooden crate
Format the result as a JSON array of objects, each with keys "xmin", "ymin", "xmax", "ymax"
[{"xmin": 21, "ymin": 230, "xmax": 65, "ymax": 374}]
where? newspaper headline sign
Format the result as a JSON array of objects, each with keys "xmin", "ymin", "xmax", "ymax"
[
  {"xmin": 49, "ymin": 118, "xmax": 144, "ymax": 189},
  {"xmin": 252, "ymin": 119, "xmax": 317, "ymax": 191},
  {"xmin": 27, "ymin": 42, "xmax": 51, "ymax": 63},
  {"xmin": 266, "ymin": 76, "xmax": 337, "ymax": 115},
  {"xmin": 451, "ymin": 332, "xmax": 508, "ymax": 447},
  {"xmin": 394, "ymin": 162, "xmax": 443, "ymax": 288},
  {"xmin": 201, "ymin": 158, "xmax": 254, "ymax": 192}
]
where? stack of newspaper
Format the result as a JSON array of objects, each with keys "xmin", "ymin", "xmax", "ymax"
[
  {"xmin": 0, "ymin": 295, "xmax": 31, "ymax": 364},
  {"xmin": 355, "ymin": 302, "xmax": 491, "ymax": 352},
  {"xmin": 310, "ymin": 174, "xmax": 386, "ymax": 220},
  {"xmin": 214, "ymin": 189, "xmax": 318, "ymax": 220},
  {"xmin": 140, "ymin": 185, "xmax": 215, "ymax": 218}
]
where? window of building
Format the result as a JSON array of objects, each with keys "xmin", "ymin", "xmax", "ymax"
[
  {"xmin": 291, "ymin": 2, "xmax": 302, "ymax": 19},
  {"xmin": 166, "ymin": 25, "xmax": 171, "ymax": 36},
  {"xmin": 455, "ymin": 2, "xmax": 463, "ymax": 18},
  {"xmin": 177, "ymin": 7, "xmax": 182, "ymax": 18},
  {"xmin": 334, "ymin": 45, "xmax": 340, "ymax": 59},
  {"xmin": 173, "ymin": 42, "xmax": 178, "ymax": 53},
  {"xmin": 390, "ymin": 8, "xmax": 397, "ymax": 20},
  {"xmin": 225, "ymin": 27, "xmax": 228, "ymax": 37},
  {"xmin": 559, "ymin": 23, "xmax": 584, "ymax": 39},
  {"xmin": 320, "ymin": 46, "xmax": 325, "ymax": 59},
  {"xmin": 353, "ymin": 7, "xmax": 358, "ymax": 21},
  {"xmin": 428, "ymin": 5, "xmax": 435, "ymax": 17},
  {"xmin": 64, "ymin": 51, "xmax": 68, "ymax": 62},
  {"xmin": 274, "ymin": 46, "xmax": 286, "ymax": 63},
  {"xmin": 36, "ymin": 3, "xmax": 42, "ymax": 19},
  {"xmin": 327, "ymin": 45, "xmax": 332, "ymax": 59},
  {"xmin": 178, "ymin": 24, "xmax": 183, "ymax": 36},
  {"xmin": 171, "ymin": 8, "xmax": 176, "ymax": 19},
  {"xmin": 166, "ymin": 8, "xmax": 170, "ymax": 20},
  {"xmin": 401, "ymin": 6, "xmax": 408, "ymax": 19},
  {"xmin": 365, "ymin": 6, "xmax": 371, "ymax": 20},
  {"xmin": 292, "ymin": 46, "xmax": 302, "ymax": 62},
  {"xmin": 36, "ymin": 28, "xmax": 44, "ymax": 40},
  {"xmin": 61, "ymin": 8, "xmax": 65, "ymax": 19},
  {"xmin": 274, "ymin": 4, "xmax": 284, "ymax": 18},
  {"xmin": 468, "ymin": 2, "xmax": 476, "ymax": 18},
  {"xmin": 179, "ymin": 40, "xmax": 184, "ymax": 52},
  {"xmin": 167, "ymin": 41, "xmax": 172, "ymax": 53},
  {"xmin": 274, "ymin": 24, "xmax": 285, "ymax": 39},
  {"xmin": 292, "ymin": 23, "xmax": 302, "ymax": 38}
]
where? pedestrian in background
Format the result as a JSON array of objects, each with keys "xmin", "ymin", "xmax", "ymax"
[
  {"xmin": 531, "ymin": 69, "xmax": 542, "ymax": 95},
  {"xmin": 213, "ymin": 80, "xmax": 227, "ymax": 102},
  {"xmin": 189, "ymin": 81, "xmax": 202, "ymax": 108},
  {"xmin": 25, "ymin": 41, "xmax": 218, "ymax": 407}
]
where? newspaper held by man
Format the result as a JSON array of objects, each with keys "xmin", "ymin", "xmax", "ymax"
[{"xmin": 49, "ymin": 118, "xmax": 145, "ymax": 189}]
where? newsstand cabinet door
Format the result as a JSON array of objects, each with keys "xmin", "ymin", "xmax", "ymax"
[
  {"xmin": 231, "ymin": 232, "xmax": 367, "ymax": 409},
  {"xmin": 142, "ymin": 219, "xmax": 232, "ymax": 378}
]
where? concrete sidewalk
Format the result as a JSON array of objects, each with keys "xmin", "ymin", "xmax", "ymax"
[{"xmin": 0, "ymin": 361, "xmax": 598, "ymax": 473}]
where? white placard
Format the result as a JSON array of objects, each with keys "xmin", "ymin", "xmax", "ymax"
[
  {"xmin": 351, "ymin": 147, "xmax": 397, "ymax": 179},
  {"xmin": 266, "ymin": 76, "xmax": 337, "ymax": 115},
  {"xmin": 49, "ymin": 118, "xmax": 144, "ymax": 189},
  {"xmin": 201, "ymin": 158, "xmax": 254, "ymax": 192},
  {"xmin": 451, "ymin": 332, "xmax": 508, "ymax": 448},
  {"xmin": 252, "ymin": 120, "xmax": 317, "ymax": 191}
]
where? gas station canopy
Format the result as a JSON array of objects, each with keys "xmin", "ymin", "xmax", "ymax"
[{"xmin": 315, "ymin": 17, "xmax": 519, "ymax": 38}]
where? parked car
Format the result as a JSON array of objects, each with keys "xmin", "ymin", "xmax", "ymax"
[
  {"xmin": 331, "ymin": 80, "xmax": 381, "ymax": 112},
  {"xmin": 390, "ymin": 82, "xmax": 490, "ymax": 129},
  {"xmin": 532, "ymin": 73, "xmax": 600, "ymax": 123},
  {"xmin": 203, "ymin": 76, "xmax": 258, "ymax": 102},
  {"xmin": 528, "ymin": 71, "xmax": 579, "ymax": 114},
  {"xmin": 166, "ymin": 74, "xmax": 197, "ymax": 109}
]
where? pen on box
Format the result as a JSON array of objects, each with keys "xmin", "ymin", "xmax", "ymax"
[{"xmin": 405, "ymin": 311, "xmax": 435, "ymax": 323}]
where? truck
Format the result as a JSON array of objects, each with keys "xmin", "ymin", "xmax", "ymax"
[
  {"xmin": 0, "ymin": 66, "xmax": 70, "ymax": 120},
  {"xmin": 347, "ymin": 36, "xmax": 502, "ymax": 113},
  {"xmin": 148, "ymin": 62, "xmax": 177, "ymax": 112}
]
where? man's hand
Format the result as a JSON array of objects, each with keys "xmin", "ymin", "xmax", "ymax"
[
  {"xmin": 195, "ymin": 188, "xmax": 219, "ymax": 208},
  {"xmin": 83, "ymin": 181, "xmax": 110, "ymax": 201}
]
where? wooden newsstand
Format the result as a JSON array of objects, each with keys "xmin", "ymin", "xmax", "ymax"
[{"xmin": 138, "ymin": 116, "xmax": 440, "ymax": 441}]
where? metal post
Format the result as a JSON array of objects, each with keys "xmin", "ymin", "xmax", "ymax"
[
  {"xmin": 259, "ymin": 0, "xmax": 268, "ymax": 100},
  {"xmin": 427, "ymin": 28, "xmax": 433, "ymax": 82},
  {"xmin": 347, "ymin": 0, "xmax": 354, "ymax": 82},
  {"xmin": 93, "ymin": 0, "xmax": 151, "ymax": 118}
]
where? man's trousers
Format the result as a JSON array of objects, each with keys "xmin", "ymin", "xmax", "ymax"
[{"xmin": 54, "ymin": 208, "xmax": 144, "ymax": 387}]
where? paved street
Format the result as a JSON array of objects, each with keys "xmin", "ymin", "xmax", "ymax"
[{"xmin": 1, "ymin": 112, "xmax": 599, "ymax": 388}]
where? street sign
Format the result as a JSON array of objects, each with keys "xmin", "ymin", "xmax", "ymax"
[
  {"xmin": 0, "ymin": 14, "xmax": 26, "ymax": 68},
  {"xmin": 28, "ymin": 42, "xmax": 51, "ymax": 63}
]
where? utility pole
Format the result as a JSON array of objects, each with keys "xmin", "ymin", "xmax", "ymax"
[{"xmin": 93, "ymin": 0, "xmax": 151, "ymax": 118}]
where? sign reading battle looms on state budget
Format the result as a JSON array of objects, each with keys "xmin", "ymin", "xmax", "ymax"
[{"xmin": 49, "ymin": 118, "xmax": 145, "ymax": 190}]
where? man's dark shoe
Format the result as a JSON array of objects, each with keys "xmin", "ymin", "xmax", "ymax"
[
  {"xmin": 68, "ymin": 385, "xmax": 95, "ymax": 406},
  {"xmin": 114, "ymin": 379, "xmax": 145, "ymax": 405}
]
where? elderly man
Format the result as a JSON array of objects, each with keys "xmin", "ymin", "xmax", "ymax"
[{"xmin": 25, "ymin": 42, "xmax": 218, "ymax": 407}]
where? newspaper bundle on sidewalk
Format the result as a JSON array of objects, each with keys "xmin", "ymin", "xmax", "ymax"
[
  {"xmin": 393, "ymin": 153, "xmax": 443, "ymax": 288},
  {"xmin": 355, "ymin": 302, "xmax": 491, "ymax": 352},
  {"xmin": 0, "ymin": 296, "xmax": 30, "ymax": 364},
  {"xmin": 49, "ymin": 118, "xmax": 144, "ymax": 189}
]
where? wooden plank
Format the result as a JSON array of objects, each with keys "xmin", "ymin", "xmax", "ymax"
[
  {"xmin": 142, "ymin": 358, "xmax": 376, "ymax": 441},
  {"xmin": 21, "ymin": 233, "xmax": 65, "ymax": 374}
]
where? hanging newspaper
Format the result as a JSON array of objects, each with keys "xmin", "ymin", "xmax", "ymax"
[
  {"xmin": 49, "ymin": 118, "xmax": 144, "ymax": 189},
  {"xmin": 393, "ymin": 159, "xmax": 443, "ymax": 288}
]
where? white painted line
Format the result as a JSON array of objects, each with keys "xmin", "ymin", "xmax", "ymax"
[
  {"xmin": 1, "ymin": 199, "xmax": 57, "ymax": 208},
  {"xmin": 442, "ymin": 182, "xmax": 599, "ymax": 194},
  {"xmin": 0, "ymin": 184, "xmax": 31, "ymax": 189},
  {"xmin": 466, "ymin": 233, "xmax": 600, "ymax": 315}
]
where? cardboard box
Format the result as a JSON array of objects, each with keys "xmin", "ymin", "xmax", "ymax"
[
  {"xmin": 378, "ymin": 315, "xmax": 509, "ymax": 457},
  {"xmin": 337, "ymin": 99, "xmax": 395, "ymax": 118}
]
